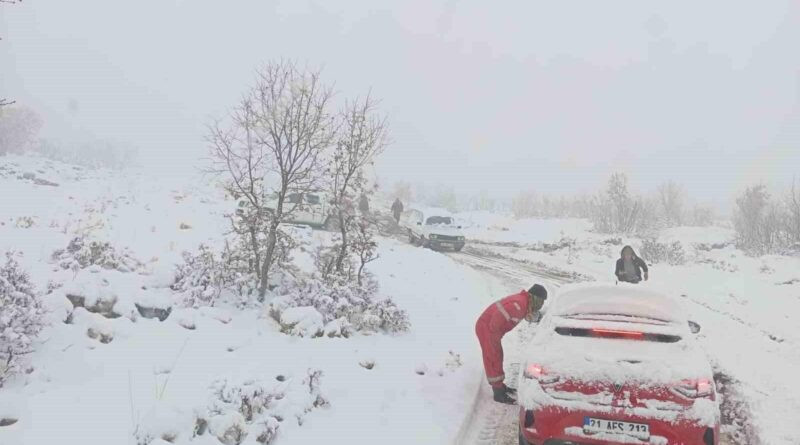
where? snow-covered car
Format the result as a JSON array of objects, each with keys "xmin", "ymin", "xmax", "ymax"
[
  {"xmin": 405, "ymin": 212, "xmax": 466, "ymax": 251},
  {"xmin": 517, "ymin": 284, "xmax": 720, "ymax": 445},
  {"xmin": 264, "ymin": 191, "xmax": 331, "ymax": 228}
]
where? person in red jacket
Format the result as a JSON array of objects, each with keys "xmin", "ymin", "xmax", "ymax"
[{"xmin": 475, "ymin": 284, "xmax": 548, "ymax": 404}]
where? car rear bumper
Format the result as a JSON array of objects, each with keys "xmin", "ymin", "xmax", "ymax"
[{"xmin": 519, "ymin": 406, "xmax": 718, "ymax": 445}]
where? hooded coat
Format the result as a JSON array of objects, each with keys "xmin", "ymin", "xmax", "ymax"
[{"xmin": 615, "ymin": 246, "xmax": 649, "ymax": 283}]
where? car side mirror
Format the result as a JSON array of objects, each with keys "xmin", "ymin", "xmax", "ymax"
[{"xmin": 688, "ymin": 321, "xmax": 701, "ymax": 334}]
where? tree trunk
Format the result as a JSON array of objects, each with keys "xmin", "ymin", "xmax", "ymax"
[
  {"xmin": 357, "ymin": 258, "xmax": 365, "ymax": 286},
  {"xmin": 249, "ymin": 224, "xmax": 261, "ymax": 280},
  {"xmin": 258, "ymin": 220, "xmax": 279, "ymax": 301},
  {"xmin": 335, "ymin": 209, "xmax": 348, "ymax": 274}
]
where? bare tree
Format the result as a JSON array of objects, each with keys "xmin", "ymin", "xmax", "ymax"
[
  {"xmin": 210, "ymin": 60, "xmax": 336, "ymax": 299},
  {"xmin": 352, "ymin": 219, "xmax": 379, "ymax": 285},
  {"xmin": 328, "ymin": 94, "xmax": 388, "ymax": 275},
  {"xmin": 209, "ymin": 99, "xmax": 269, "ymax": 283},
  {"xmin": 786, "ymin": 178, "xmax": 800, "ymax": 245},
  {"xmin": 657, "ymin": 181, "xmax": 685, "ymax": 227},
  {"xmin": 0, "ymin": 106, "xmax": 42, "ymax": 155}
]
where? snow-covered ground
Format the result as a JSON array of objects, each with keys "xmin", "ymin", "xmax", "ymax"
[
  {"xmin": 449, "ymin": 211, "xmax": 800, "ymax": 444},
  {"xmin": 3, "ymin": 156, "xmax": 799, "ymax": 445},
  {"xmin": 0, "ymin": 155, "xmax": 514, "ymax": 445}
]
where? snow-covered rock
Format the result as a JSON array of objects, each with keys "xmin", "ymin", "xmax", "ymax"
[{"xmin": 279, "ymin": 306, "xmax": 324, "ymax": 338}]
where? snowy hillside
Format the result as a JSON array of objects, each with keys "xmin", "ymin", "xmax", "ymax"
[{"xmin": 0, "ymin": 155, "xmax": 512, "ymax": 445}]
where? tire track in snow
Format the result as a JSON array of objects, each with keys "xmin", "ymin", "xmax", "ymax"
[{"xmin": 445, "ymin": 248, "xmax": 568, "ymax": 445}]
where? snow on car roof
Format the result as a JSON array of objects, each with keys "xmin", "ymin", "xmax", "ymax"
[{"xmin": 551, "ymin": 284, "xmax": 688, "ymax": 324}]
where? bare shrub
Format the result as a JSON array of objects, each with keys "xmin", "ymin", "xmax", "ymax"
[
  {"xmin": 639, "ymin": 239, "xmax": 686, "ymax": 265},
  {"xmin": 733, "ymin": 185, "xmax": 786, "ymax": 255},
  {"xmin": 511, "ymin": 191, "xmax": 592, "ymax": 219}
]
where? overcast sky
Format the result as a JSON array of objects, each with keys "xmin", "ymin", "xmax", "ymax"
[{"xmin": 2, "ymin": 0, "xmax": 799, "ymax": 209}]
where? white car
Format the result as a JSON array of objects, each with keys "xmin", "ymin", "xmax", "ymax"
[
  {"xmin": 404, "ymin": 212, "xmax": 466, "ymax": 251},
  {"xmin": 264, "ymin": 191, "xmax": 331, "ymax": 228},
  {"xmin": 517, "ymin": 284, "xmax": 719, "ymax": 445}
]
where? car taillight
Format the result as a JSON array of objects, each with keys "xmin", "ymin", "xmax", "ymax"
[
  {"xmin": 591, "ymin": 328, "xmax": 645, "ymax": 340},
  {"xmin": 672, "ymin": 378, "xmax": 714, "ymax": 399},
  {"xmin": 523, "ymin": 363, "xmax": 559, "ymax": 385}
]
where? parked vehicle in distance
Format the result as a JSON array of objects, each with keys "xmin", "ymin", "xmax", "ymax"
[
  {"xmin": 517, "ymin": 284, "xmax": 720, "ymax": 445},
  {"xmin": 403, "ymin": 209, "xmax": 466, "ymax": 251},
  {"xmin": 264, "ymin": 191, "xmax": 331, "ymax": 228}
]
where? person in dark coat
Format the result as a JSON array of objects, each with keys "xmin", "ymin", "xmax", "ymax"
[
  {"xmin": 391, "ymin": 198, "xmax": 404, "ymax": 223},
  {"xmin": 615, "ymin": 245, "xmax": 649, "ymax": 283}
]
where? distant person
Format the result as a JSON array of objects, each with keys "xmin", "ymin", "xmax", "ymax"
[
  {"xmin": 359, "ymin": 194, "xmax": 370, "ymax": 214},
  {"xmin": 615, "ymin": 245, "xmax": 649, "ymax": 283},
  {"xmin": 391, "ymin": 198, "xmax": 404, "ymax": 223}
]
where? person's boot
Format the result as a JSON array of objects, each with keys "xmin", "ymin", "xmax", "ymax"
[
  {"xmin": 493, "ymin": 386, "xmax": 516, "ymax": 405},
  {"xmin": 502, "ymin": 384, "xmax": 517, "ymax": 396}
]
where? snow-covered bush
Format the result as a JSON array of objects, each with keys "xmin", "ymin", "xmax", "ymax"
[
  {"xmin": 639, "ymin": 239, "xmax": 686, "ymax": 266},
  {"xmin": 270, "ymin": 275, "xmax": 409, "ymax": 336},
  {"xmin": 52, "ymin": 236, "xmax": 143, "ymax": 272},
  {"xmin": 14, "ymin": 216, "xmax": 35, "ymax": 228},
  {"xmin": 171, "ymin": 244, "xmax": 258, "ymax": 309},
  {"xmin": 0, "ymin": 253, "xmax": 46, "ymax": 386},
  {"xmin": 193, "ymin": 370, "xmax": 329, "ymax": 444}
]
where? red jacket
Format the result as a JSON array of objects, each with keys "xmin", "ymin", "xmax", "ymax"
[{"xmin": 477, "ymin": 290, "xmax": 530, "ymax": 336}]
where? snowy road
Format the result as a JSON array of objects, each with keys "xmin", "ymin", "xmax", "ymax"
[{"xmin": 445, "ymin": 247, "xmax": 566, "ymax": 445}]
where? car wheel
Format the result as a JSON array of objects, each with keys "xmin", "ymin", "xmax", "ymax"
[{"xmin": 454, "ymin": 245, "xmax": 464, "ymax": 252}]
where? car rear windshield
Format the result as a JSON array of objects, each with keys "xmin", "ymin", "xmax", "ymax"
[
  {"xmin": 554, "ymin": 326, "xmax": 681, "ymax": 343},
  {"xmin": 426, "ymin": 216, "xmax": 452, "ymax": 225}
]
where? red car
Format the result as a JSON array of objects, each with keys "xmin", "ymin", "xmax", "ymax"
[{"xmin": 517, "ymin": 284, "xmax": 720, "ymax": 445}]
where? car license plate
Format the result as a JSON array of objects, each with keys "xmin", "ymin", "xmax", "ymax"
[
  {"xmin": 439, "ymin": 242, "xmax": 453, "ymax": 248},
  {"xmin": 583, "ymin": 417, "xmax": 649, "ymax": 440}
]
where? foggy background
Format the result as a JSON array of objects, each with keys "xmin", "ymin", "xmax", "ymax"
[{"xmin": 2, "ymin": 0, "xmax": 799, "ymax": 212}]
